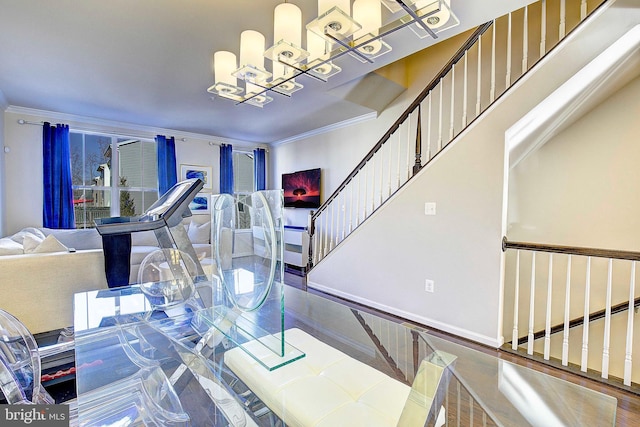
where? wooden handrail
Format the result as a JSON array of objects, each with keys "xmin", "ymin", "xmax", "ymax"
[
  {"xmin": 502, "ymin": 237, "xmax": 640, "ymax": 262},
  {"xmin": 311, "ymin": 21, "xmax": 494, "ymax": 222}
]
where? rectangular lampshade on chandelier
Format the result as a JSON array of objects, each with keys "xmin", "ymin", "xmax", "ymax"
[{"xmin": 207, "ymin": 0, "xmax": 458, "ymax": 108}]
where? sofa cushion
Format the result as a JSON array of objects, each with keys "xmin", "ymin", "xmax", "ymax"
[
  {"xmin": 23, "ymin": 234, "xmax": 68, "ymax": 254},
  {"xmin": 0, "ymin": 237, "xmax": 23, "ymax": 255},
  {"xmin": 41, "ymin": 227, "xmax": 103, "ymax": 250},
  {"xmin": 130, "ymin": 246, "xmax": 160, "ymax": 266},
  {"xmin": 131, "ymin": 230, "xmax": 158, "ymax": 247}
]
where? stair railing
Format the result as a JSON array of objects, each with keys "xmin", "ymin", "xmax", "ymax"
[
  {"xmin": 308, "ymin": 0, "xmax": 607, "ymax": 268},
  {"xmin": 502, "ymin": 237, "xmax": 640, "ymax": 387}
]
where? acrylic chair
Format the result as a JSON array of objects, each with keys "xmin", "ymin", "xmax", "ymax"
[
  {"xmin": 0, "ymin": 308, "xmax": 191, "ymax": 426},
  {"xmin": 0, "ymin": 308, "xmax": 55, "ymax": 405}
]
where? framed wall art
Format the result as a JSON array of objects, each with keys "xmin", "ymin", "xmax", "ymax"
[
  {"xmin": 181, "ymin": 164, "xmax": 212, "ymax": 191},
  {"xmin": 188, "ymin": 193, "xmax": 210, "ymax": 215}
]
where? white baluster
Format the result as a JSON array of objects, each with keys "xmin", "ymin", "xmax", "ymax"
[
  {"xmin": 528, "ymin": 252, "xmax": 536, "ymax": 355},
  {"xmin": 463, "ymin": 50, "xmax": 468, "ymax": 127},
  {"xmin": 355, "ymin": 173, "xmax": 361, "ymax": 228},
  {"xmin": 396, "ymin": 126, "xmax": 402, "ymax": 189},
  {"xmin": 559, "ymin": 0, "xmax": 566, "ymax": 39},
  {"xmin": 522, "ymin": 6, "xmax": 529, "ymax": 74},
  {"xmin": 341, "ymin": 192, "xmax": 346, "ymax": 242},
  {"xmin": 379, "ymin": 145, "xmax": 384, "ymax": 206},
  {"xmin": 449, "ymin": 64, "xmax": 455, "ymax": 141},
  {"xmin": 562, "ymin": 255, "xmax": 572, "ymax": 366},
  {"xmin": 506, "ymin": 12, "xmax": 512, "ymax": 88},
  {"xmin": 322, "ymin": 212, "xmax": 328, "ymax": 259},
  {"xmin": 581, "ymin": 0, "xmax": 587, "ymax": 21},
  {"xmin": 387, "ymin": 135, "xmax": 392, "ymax": 197},
  {"xmin": 544, "ymin": 253, "xmax": 553, "ymax": 360},
  {"xmin": 540, "ymin": 0, "xmax": 547, "ymax": 58},
  {"xmin": 371, "ymin": 158, "xmax": 376, "ymax": 214},
  {"xmin": 312, "ymin": 217, "xmax": 319, "ymax": 264},
  {"xmin": 624, "ymin": 261, "xmax": 635, "ymax": 386},
  {"xmin": 427, "ymin": 93, "xmax": 433, "ymax": 161},
  {"xmin": 476, "ymin": 33, "xmax": 482, "ymax": 117},
  {"xmin": 406, "ymin": 115, "xmax": 412, "ymax": 181},
  {"xmin": 490, "ymin": 21, "xmax": 496, "ymax": 103},
  {"xmin": 581, "ymin": 256, "xmax": 591, "ymax": 372},
  {"xmin": 348, "ymin": 180, "xmax": 353, "ymax": 234},
  {"xmin": 363, "ymin": 162, "xmax": 368, "ymax": 219},
  {"xmin": 602, "ymin": 258, "xmax": 613, "ymax": 378},
  {"xmin": 512, "ymin": 250, "xmax": 521, "ymax": 351},
  {"xmin": 317, "ymin": 214, "xmax": 323, "ymax": 262},
  {"xmin": 438, "ymin": 79, "xmax": 444, "ymax": 151}
]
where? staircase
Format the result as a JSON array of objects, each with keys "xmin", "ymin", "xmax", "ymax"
[
  {"xmin": 301, "ymin": 0, "xmax": 640, "ymax": 392},
  {"xmin": 309, "ymin": 0, "xmax": 607, "ymax": 268}
]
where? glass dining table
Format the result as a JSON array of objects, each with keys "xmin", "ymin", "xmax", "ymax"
[{"xmin": 72, "ymin": 279, "xmax": 617, "ymax": 426}]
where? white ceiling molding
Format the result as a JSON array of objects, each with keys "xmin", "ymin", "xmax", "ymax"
[
  {"xmin": 271, "ymin": 111, "xmax": 377, "ymax": 146},
  {"xmin": 507, "ymin": 24, "xmax": 640, "ymax": 169}
]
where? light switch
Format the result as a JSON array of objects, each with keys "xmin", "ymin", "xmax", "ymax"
[{"xmin": 424, "ymin": 202, "xmax": 436, "ymax": 215}]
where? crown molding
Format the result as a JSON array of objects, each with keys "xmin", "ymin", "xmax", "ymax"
[
  {"xmin": 4, "ymin": 105, "xmax": 263, "ymax": 149},
  {"xmin": 270, "ymin": 111, "xmax": 377, "ymax": 147}
]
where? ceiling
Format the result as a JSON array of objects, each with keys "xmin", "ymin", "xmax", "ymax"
[{"xmin": 0, "ymin": 0, "xmax": 533, "ymax": 144}]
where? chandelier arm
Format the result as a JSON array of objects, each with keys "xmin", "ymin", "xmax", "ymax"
[
  {"xmin": 394, "ymin": 0, "xmax": 438, "ymax": 39},
  {"xmin": 325, "ymin": 32, "xmax": 374, "ymax": 64},
  {"xmin": 281, "ymin": 60, "xmax": 328, "ymax": 83},
  {"xmin": 233, "ymin": 83, "xmax": 290, "ymax": 107}
]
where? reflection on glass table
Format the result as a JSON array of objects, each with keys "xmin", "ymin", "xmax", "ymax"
[{"xmin": 73, "ymin": 281, "xmax": 617, "ymax": 427}]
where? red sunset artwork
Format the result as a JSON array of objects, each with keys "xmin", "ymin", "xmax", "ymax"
[{"xmin": 282, "ymin": 168, "xmax": 321, "ymax": 208}]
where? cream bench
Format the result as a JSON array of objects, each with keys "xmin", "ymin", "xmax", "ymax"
[{"xmin": 224, "ymin": 328, "xmax": 447, "ymax": 427}]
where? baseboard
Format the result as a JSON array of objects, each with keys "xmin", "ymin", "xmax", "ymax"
[{"xmin": 307, "ymin": 281, "xmax": 504, "ymax": 348}]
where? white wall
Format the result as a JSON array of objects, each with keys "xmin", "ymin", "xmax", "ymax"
[
  {"xmin": 303, "ymin": 0, "xmax": 639, "ymax": 346},
  {"xmin": 507, "ymin": 75, "xmax": 640, "ymax": 250},
  {"xmin": 1, "ymin": 108, "xmax": 257, "ymax": 236}
]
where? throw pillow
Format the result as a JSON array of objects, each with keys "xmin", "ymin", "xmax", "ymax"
[
  {"xmin": 0, "ymin": 237, "xmax": 24, "ymax": 255},
  {"xmin": 10, "ymin": 227, "xmax": 46, "ymax": 245},
  {"xmin": 188, "ymin": 221, "xmax": 211, "ymax": 244},
  {"xmin": 23, "ymin": 234, "xmax": 69, "ymax": 254}
]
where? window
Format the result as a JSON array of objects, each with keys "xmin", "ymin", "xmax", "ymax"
[
  {"xmin": 70, "ymin": 132, "xmax": 158, "ymax": 228},
  {"xmin": 233, "ymin": 151, "xmax": 255, "ymax": 229}
]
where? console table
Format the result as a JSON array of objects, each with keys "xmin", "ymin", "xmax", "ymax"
[{"xmin": 73, "ymin": 282, "xmax": 617, "ymax": 426}]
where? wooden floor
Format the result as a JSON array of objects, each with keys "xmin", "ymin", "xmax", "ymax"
[{"xmin": 287, "ymin": 273, "xmax": 640, "ymax": 427}]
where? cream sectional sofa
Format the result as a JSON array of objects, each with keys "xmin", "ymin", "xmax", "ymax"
[{"xmin": 0, "ymin": 217, "xmax": 211, "ymax": 334}]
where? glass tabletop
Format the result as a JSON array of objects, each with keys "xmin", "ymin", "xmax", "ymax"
[{"xmin": 73, "ymin": 281, "xmax": 617, "ymax": 426}]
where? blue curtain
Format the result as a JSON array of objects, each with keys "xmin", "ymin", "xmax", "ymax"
[
  {"xmin": 254, "ymin": 148, "xmax": 266, "ymax": 191},
  {"xmin": 43, "ymin": 122, "xmax": 74, "ymax": 229},
  {"xmin": 156, "ymin": 135, "xmax": 177, "ymax": 195},
  {"xmin": 220, "ymin": 144, "xmax": 234, "ymax": 194}
]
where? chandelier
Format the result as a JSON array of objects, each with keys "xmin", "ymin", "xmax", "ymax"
[{"xmin": 207, "ymin": 0, "xmax": 458, "ymax": 108}]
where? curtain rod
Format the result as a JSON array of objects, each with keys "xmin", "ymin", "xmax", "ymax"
[
  {"xmin": 16, "ymin": 119, "xmax": 268, "ymax": 152},
  {"xmin": 17, "ymin": 119, "xmax": 189, "ymax": 142}
]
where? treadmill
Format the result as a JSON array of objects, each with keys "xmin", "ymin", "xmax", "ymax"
[{"xmin": 94, "ymin": 178, "xmax": 206, "ymax": 288}]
